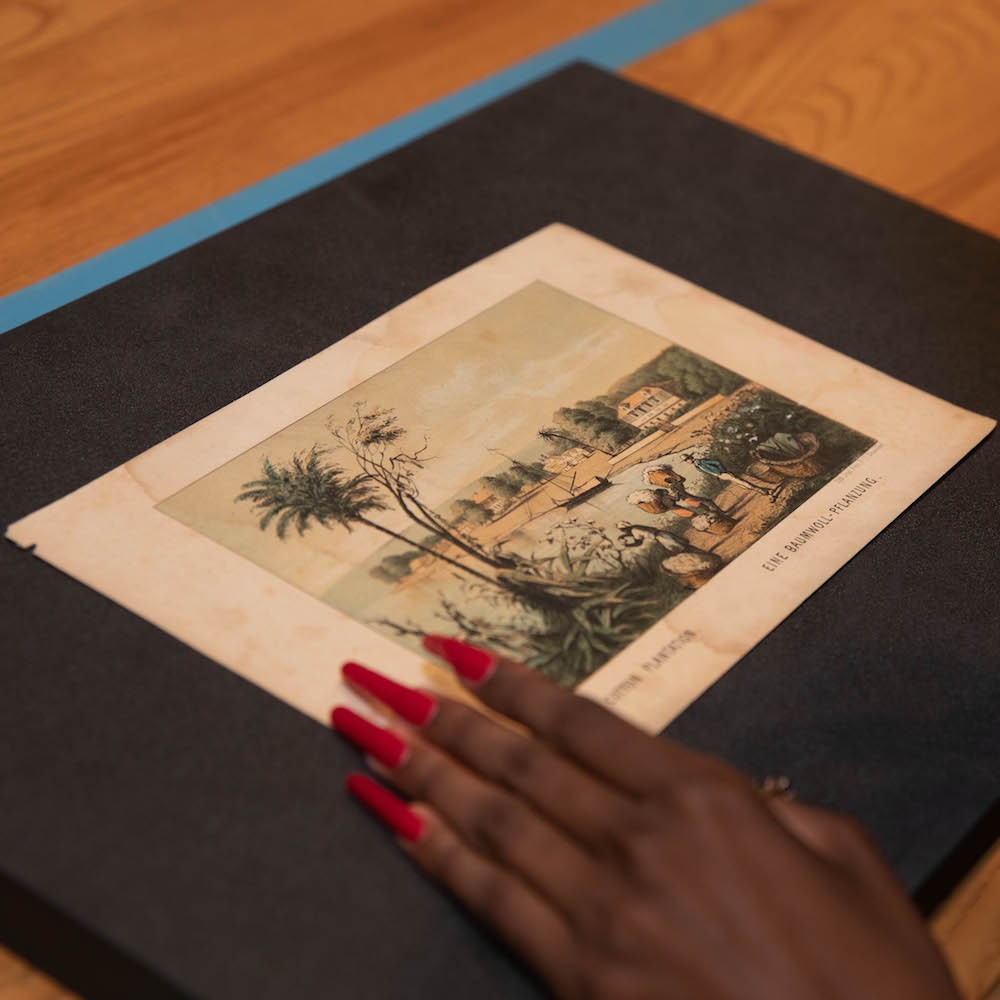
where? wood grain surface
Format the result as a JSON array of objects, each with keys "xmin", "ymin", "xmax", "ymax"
[
  {"xmin": 624, "ymin": 0, "xmax": 1000, "ymax": 237},
  {"xmin": 0, "ymin": 0, "xmax": 638, "ymax": 296},
  {"xmin": 931, "ymin": 843, "xmax": 1000, "ymax": 1000},
  {"xmin": 0, "ymin": 947, "xmax": 68, "ymax": 1000},
  {"xmin": 2, "ymin": 0, "xmax": 998, "ymax": 997}
]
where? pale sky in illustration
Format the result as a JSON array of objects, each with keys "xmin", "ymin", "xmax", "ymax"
[{"xmin": 159, "ymin": 283, "xmax": 674, "ymax": 596}]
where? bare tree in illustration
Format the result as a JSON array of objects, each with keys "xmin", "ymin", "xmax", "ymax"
[
  {"xmin": 328, "ymin": 404, "xmax": 517, "ymax": 570},
  {"xmin": 373, "ymin": 596, "xmax": 532, "ymax": 660}
]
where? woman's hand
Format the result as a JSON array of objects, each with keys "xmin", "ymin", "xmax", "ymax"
[{"xmin": 332, "ymin": 636, "xmax": 960, "ymax": 1000}]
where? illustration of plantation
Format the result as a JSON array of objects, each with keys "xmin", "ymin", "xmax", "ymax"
[{"xmin": 236, "ymin": 342, "xmax": 873, "ymax": 686}]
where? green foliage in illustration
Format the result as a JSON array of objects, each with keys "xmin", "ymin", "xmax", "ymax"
[
  {"xmin": 370, "ymin": 550, "xmax": 422, "ymax": 584},
  {"xmin": 609, "ymin": 346, "xmax": 744, "ymax": 408},
  {"xmin": 480, "ymin": 471, "xmax": 523, "ymax": 499},
  {"xmin": 545, "ymin": 346, "xmax": 744, "ymax": 456},
  {"xmin": 538, "ymin": 425, "xmax": 592, "ymax": 453},
  {"xmin": 707, "ymin": 391, "xmax": 874, "ymax": 476},
  {"xmin": 513, "ymin": 555, "xmax": 688, "ymax": 687},
  {"xmin": 236, "ymin": 447, "xmax": 505, "ymax": 590},
  {"xmin": 407, "ymin": 520, "xmax": 693, "ymax": 688},
  {"xmin": 452, "ymin": 498, "xmax": 493, "ymax": 525},
  {"xmin": 552, "ymin": 404, "xmax": 639, "ymax": 454},
  {"xmin": 236, "ymin": 448, "xmax": 388, "ymax": 538},
  {"xmin": 479, "ymin": 457, "xmax": 548, "ymax": 499}
]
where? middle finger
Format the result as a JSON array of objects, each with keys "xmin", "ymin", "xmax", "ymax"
[
  {"xmin": 342, "ymin": 661, "xmax": 634, "ymax": 847},
  {"xmin": 334, "ymin": 705, "xmax": 606, "ymax": 917}
]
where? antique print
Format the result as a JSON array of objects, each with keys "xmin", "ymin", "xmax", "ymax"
[
  {"xmin": 160, "ymin": 283, "xmax": 874, "ymax": 687},
  {"xmin": 8, "ymin": 226, "xmax": 993, "ymax": 731}
]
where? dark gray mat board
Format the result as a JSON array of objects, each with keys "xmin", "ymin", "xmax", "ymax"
[{"xmin": 2, "ymin": 64, "xmax": 998, "ymax": 999}]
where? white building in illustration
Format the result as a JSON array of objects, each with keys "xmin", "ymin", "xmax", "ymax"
[{"xmin": 616, "ymin": 383, "xmax": 687, "ymax": 431}]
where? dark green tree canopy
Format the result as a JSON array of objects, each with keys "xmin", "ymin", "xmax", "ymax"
[
  {"xmin": 452, "ymin": 498, "xmax": 492, "ymax": 524},
  {"xmin": 553, "ymin": 405, "xmax": 639, "ymax": 454},
  {"xmin": 480, "ymin": 471, "xmax": 523, "ymax": 499},
  {"xmin": 370, "ymin": 549, "xmax": 422, "ymax": 584},
  {"xmin": 608, "ymin": 346, "xmax": 744, "ymax": 407}
]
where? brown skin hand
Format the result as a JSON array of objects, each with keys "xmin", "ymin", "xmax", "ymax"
[{"xmin": 365, "ymin": 654, "xmax": 960, "ymax": 1000}]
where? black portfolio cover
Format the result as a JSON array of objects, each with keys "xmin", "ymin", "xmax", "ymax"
[{"xmin": 2, "ymin": 64, "xmax": 998, "ymax": 999}]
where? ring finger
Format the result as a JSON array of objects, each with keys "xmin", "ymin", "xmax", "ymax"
[
  {"xmin": 341, "ymin": 661, "xmax": 635, "ymax": 849},
  {"xmin": 334, "ymin": 706, "xmax": 606, "ymax": 917}
]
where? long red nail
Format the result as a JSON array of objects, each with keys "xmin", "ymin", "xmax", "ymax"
[
  {"xmin": 331, "ymin": 707, "xmax": 408, "ymax": 769},
  {"xmin": 346, "ymin": 773, "xmax": 425, "ymax": 842},
  {"xmin": 422, "ymin": 635, "xmax": 496, "ymax": 684},
  {"xmin": 341, "ymin": 662, "xmax": 436, "ymax": 726}
]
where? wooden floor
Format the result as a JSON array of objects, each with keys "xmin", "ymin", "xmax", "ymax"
[
  {"xmin": 0, "ymin": 0, "xmax": 638, "ymax": 296},
  {"xmin": 2, "ymin": 0, "xmax": 998, "ymax": 997},
  {"xmin": 625, "ymin": 0, "xmax": 1000, "ymax": 237}
]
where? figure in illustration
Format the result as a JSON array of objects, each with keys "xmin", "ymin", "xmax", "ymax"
[
  {"xmin": 641, "ymin": 465, "xmax": 687, "ymax": 491},
  {"xmin": 626, "ymin": 485, "xmax": 736, "ymax": 533},
  {"xmin": 681, "ymin": 453, "xmax": 775, "ymax": 496},
  {"xmin": 614, "ymin": 519, "xmax": 722, "ymax": 589},
  {"xmin": 752, "ymin": 433, "xmax": 826, "ymax": 478},
  {"xmin": 615, "ymin": 520, "xmax": 687, "ymax": 553},
  {"xmin": 642, "ymin": 464, "xmax": 738, "ymax": 516}
]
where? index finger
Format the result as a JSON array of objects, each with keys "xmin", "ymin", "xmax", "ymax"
[{"xmin": 422, "ymin": 635, "xmax": 713, "ymax": 795}]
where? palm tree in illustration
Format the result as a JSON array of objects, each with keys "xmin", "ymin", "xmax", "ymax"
[
  {"xmin": 537, "ymin": 425, "xmax": 592, "ymax": 452},
  {"xmin": 236, "ymin": 449, "xmax": 505, "ymax": 589}
]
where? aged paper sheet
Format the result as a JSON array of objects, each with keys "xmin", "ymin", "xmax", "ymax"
[{"xmin": 8, "ymin": 226, "xmax": 993, "ymax": 732}]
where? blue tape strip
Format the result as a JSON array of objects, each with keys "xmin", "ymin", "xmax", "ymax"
[{"xmin": 1, "ymin": 0, "xmax": 754, "ymax": 334}]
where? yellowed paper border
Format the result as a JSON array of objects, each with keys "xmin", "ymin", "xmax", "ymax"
[{"xmin": 8, "ymin": 225, "xmax": 994, "ymax": 732}]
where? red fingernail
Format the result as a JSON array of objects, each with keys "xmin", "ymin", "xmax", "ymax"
[
  {"xmin": 341, "ymin": 662, "xmax": 436, "ymax": 726},
  {"xmin": 331, "ymin": 707, "xmax": 409, "ymax": 769},
  {"xmin": 346, "ymin": 773, "xmax": 425, "ymax": 842},
  {"xmin": 422, "ymin": 635, "xmax": 496, "ymax": 684}
]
